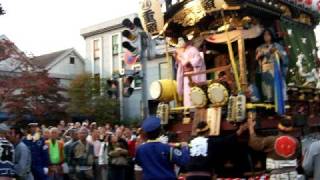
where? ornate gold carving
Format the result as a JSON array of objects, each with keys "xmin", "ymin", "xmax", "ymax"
[{"xmin": 173, "ymin": 0, "xmax": 206, "ymax": 27}]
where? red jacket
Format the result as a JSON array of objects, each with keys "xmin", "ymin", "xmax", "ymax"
[{"xmin": 127, "ymin": 140, "xmax": 136, "ymax": 158}]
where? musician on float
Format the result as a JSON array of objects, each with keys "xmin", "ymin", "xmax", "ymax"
[
  {"xmin": 185, "ymin": 121, "xmax": 247, "ymax": 180},
  {"xmin": 248, "ymin": 115, "xmax": 299, "ymax": 179},
  {"xmin": 175, "ymin": 37, "xmax": 207, "ymax": 107}
]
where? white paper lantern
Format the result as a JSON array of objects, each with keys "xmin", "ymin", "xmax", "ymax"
[{"xmin": 138, "ymin": 0, "xmax": 164, "ymax": 36}]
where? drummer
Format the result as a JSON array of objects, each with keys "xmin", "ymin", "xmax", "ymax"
[
  {"xmin": 248, "ymin": 115, "xmax": 299, "ymax": 179},
  {"xmin": 185, "ymin": 121, "xmax": 247, "ymax": 180}
]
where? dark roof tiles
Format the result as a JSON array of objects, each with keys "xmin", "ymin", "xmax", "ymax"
[{"xmin": 30, "ymin": 48, "xmax": 72, "ymax": 68}]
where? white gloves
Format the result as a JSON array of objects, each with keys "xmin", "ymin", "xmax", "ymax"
[
  {"xmin": 43, "ymin": 167, "xmax": 49, "ymax": 175},
  {"xmin": 159, "ymin": 135, "xmax": 169, "ymax": 144}
]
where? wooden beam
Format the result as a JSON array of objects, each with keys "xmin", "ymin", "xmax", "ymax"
[
  {"xmin": 238, "ymin": 37, "xmax": 248, "ymax": 92},
  {"xmin": 183, "ymin": 65, "xmax": 231, "ymax": 77}
]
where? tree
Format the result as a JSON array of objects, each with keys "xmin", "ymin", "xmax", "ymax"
[
  {"xmin": 0, "ymin": 38, "xmax": 66, "ymax": 124},
  {"xmin": 67, "ymin": 73, "xmax": 120, "ymax": 124}
]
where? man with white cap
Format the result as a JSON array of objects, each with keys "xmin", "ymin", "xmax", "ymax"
[
  {"xmin": 23, "ymin": 122, "xmax": 49, "ymax": 180},
  {"xmin": 0, "ymin": 123, "xmax": 15, "ymax": 179},
  {"xmin": 135, "ymin": 116, "xmax": 189, "ymax": 180}
]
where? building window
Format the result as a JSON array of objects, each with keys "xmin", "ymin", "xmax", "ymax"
[
  {"xmin": 93, "ymin": 39, "xmax": 100, "ymax": 60},
  {"xmin": 69, "ymin": 57, "xmax": 75, "ymax": 64},
  {"xmin": 159, "ymin": 62, "xmax": 169, "ymax": 79},
  {"xmin": 132, "ymin": 64, "xmax": 142, "ymax": 89},
  {"xmin": 93, "ymin": 73, "xmax": 100, "ymax": 93},
  {"xmin": 112, "ymin": 34, "xmax": 119, "ymax": 55},
  {"xmin": 112, "ymin": 55, "xmax": 120, "ymax": 74}
]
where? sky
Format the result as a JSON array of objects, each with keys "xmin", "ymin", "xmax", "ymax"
[
  {"xmin": 1, "ymin": 0, "xmax": 320, "ymax": 58},
  {"xmin": 0, "ymin": 0, "xmax": 140, "ymax": 57}
]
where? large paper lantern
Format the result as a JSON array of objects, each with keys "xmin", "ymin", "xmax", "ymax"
[{"xmin": 138, "ymin": 0, "xmax": 164, "ymax": 36}]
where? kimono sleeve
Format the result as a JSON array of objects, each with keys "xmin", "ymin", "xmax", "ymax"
[
  {"xmin": 188, "ymin": 47, "xmax": 203, "ymax": 67},
  {"xmin": 275, "ymin": 43, "xmax": 289, "ymax": 75}
]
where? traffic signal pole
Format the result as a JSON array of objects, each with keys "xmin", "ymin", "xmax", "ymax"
[
  {"xmin": 119, "ymin": 77, "xmax": 124, "ymax": 121},
  {"xmin": 140, "ymin": 32, "xmax": 149, "ymax": 119},
  {"xmin": 121, "ymin": 17, "xmax": 149, "ymax": 120}
]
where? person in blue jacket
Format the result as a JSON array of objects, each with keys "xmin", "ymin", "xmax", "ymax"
[
  {"xmin": 23, "ymin": 122, "xmax": 49, "ymax": 180},
  {"xmin": 135, "ymin": 116, "xmax": 189, "ymax": 180}
]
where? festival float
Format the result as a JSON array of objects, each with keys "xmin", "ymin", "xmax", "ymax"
[{"xmin": 139, "ymin": 0, "xmax": 320, "ymax": 177}]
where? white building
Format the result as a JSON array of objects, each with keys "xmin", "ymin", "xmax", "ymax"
[
  {"xmin": 30, "ymin": 48, "xmax": 85, "ymax": 88},
  {"xmin": 81, "ymin": 14, "xmax": 171, "ymax": 121}
]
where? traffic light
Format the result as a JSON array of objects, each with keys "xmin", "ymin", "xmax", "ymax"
[
  {"xmin": 0, "ymin": 4, "xmax": 5, "ymax": 15},
  {"xmin": 123, "ymin": 76, "xmax": 134, "ymax": 97},
  {"xmin": 107, "ymin": 79, "xmax": 119, "ymax": 99},
  {"xmin": 122, "ymin": 17, "xmax": 143, "ymax": 65}
]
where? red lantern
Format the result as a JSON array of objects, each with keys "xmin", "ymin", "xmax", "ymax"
[
  {"xmin": 274, "ymin": 136, "xmax": 297, "ymax": 158},
  {"xmin": 305, "ymin": 0, "xmax": 313, "ymax": 8}
]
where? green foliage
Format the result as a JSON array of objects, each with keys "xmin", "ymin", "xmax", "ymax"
[
  {"xmin": 280, "ymin": 20, "xmax": 318, "ymax": 86},
  {"xmin": 67, "ymin": 73, "xmax": 120, "ymax": 124},
  {"xmin": 0, "ymin": 70, "xmax": 66, "ymax": 123}
]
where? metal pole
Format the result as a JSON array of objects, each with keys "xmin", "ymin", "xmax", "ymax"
[
  {"xmin": 119, "ymin": 77, "xmax": 124, "ymax": 121},
  {"xmin": 140, "ymin": 32, "xmax": 149, "ymax": 119}
]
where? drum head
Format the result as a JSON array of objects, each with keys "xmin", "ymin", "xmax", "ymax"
[
  {"xmin": 150, "ymin": 81, "xmax": 162, "ymax": 99},
  {"xmin": 208, "ymin": 83, "xmax": 229, "ymax": 106},
  {"xmin": 190, "ymin": 87, "xmax": 207, "ymax": 107}
]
